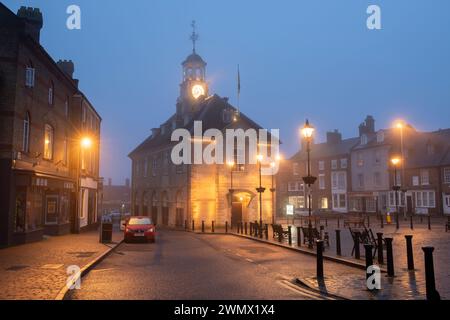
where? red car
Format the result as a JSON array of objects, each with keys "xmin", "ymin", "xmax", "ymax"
[{"xmin": 124, "ymin": 216, "xmax": 156, "ymax": 243}]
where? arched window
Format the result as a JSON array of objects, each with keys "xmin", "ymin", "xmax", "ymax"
[
  {"xmin": 48, "ymin": 81, "xmax": 54, "ymax": 105},
  {"xmin": 64, "ymin": 97, "xmax": 69, "ymax": 117},
  {"xmin": 44, "ymin": 124, "xmax": 54, "ymax": 160},
  {"xmin": 22, "ymin": 112, "xmax": 30, "ymax": 152}
]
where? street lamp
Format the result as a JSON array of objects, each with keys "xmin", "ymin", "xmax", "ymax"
[
  {"xmin": 75, "ymin": 136, "xmax": 93, "ymax": 233},
  {"xmin": 270, "ymin": 155, "xmax": 282, "ymax": 226},
  {"xmin": 394, "ymin": 120, "xmax": 407, "ymax": 220},
  {"xmin": 227, "ymin": 160, "xmax": 235, "ymax": 229},
  {"xmin": 256, "ymin": 154, "xmax": 266, "ymax": 238},
  {"xmin": 301, "ymin": 120, "xmax": 317, "ymax": 249},
  {"xmin": 391, "ymin": 157, "xmax": 401, "ymax": 230}
]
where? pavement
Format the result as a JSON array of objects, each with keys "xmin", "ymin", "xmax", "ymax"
[
  {"xmin": 67, "ymin": 229, "xmax": 435, "ymax": 300},
  {"xmin": 0, "ymin": 228, "xmax": 122, "ymax": 300}
]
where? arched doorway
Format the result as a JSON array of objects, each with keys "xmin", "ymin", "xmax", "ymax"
[
  {"xmin": 175, "ymin": 190, "xmax": 184, "ymax": 227},
  {"xmin": 151, "ymin": 191, "xmax": 158, "ymax": 225},
  {"xmin": 229, "ymin": 190, "xmax": 256, "ymax": 228},
  {"xmin": 161, "ymin": 191, "xmax": 169, "ymax": 226}
]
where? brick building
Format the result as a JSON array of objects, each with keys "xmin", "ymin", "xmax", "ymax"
[
  {"xmin": 276, "ymin": 129, "xmax": 358, "ymax": 219},
  {"xmin": 0, "ymin": 4, "xmax": 101, "ymax": 246},
  {"xmin": 102, "ymin": 178, "xmax": 131, "ymax": 214},
  {"xmin": 129, "ymin": 39, "xmax": 276, "ymax": 228}
]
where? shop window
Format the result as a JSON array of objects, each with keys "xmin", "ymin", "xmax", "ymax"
[
  {"xmin": 14, "ymin": 190, "xmax": 27, "ymax": 232},
  {"xmin": 44, "ymin": 124, "xmax": 54, "ymax": 160},
  {"xmin": 45, "ymin": 196, "xmax": 58, "ymax": 225}
]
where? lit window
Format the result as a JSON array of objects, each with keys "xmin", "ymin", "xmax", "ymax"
[{"xmin": 44, "ymin": 124, "xmax": 54, "ymax": 160}]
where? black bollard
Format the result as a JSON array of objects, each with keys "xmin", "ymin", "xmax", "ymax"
[
  {"xmin": 422, "ymin": 247, "xmax": 441, "ymax": 300},
  {"xmin": 212, "ymin": 221, "xmax": 215, "ymax": 233},
  {"xmin": 367, "ymin": 215, "xmax": 370, "ymax": 228},
  {"xmin": 325, "ymin": 218, "xmax": 328, "ymax": 227},
  {"xmin": 428, "ymin": 214, "xmax": 431, "ymax": 230},
  {"xmin": 364, "ymin": 244, "xmax": 374, "ymax": 281},
  {"xmin": 336, "ymin": 229, "xmax": 341, "ymax": 256},
  {"xmin": 354, "ymin": 231, "xmax": 361, "ymax": 259},
  {"xmin": 265, "ymin": 224, "xmax": 269, "ymax": 240},
  {"xmin": 405, "ymin": 235, "xmax": 414, "ymax": 270},
  {"xmin": 192, "ymin": 220, "xmax": 195, "ymax": 231},
  {"xmin": 297, "ymin": 226, "xmax": 301, "ymax": 247},
  {"xmin": 385, "ymin": 237, "xmax": 395, "ymax": 277},
  {"xmin": 184, "ymin": 219, "xmax": 187, "ymax": 230},
  {"xmin": 245, "ymin": 222, "xmax": 248, "ymax": 235},
  {"xmin": 316, "ymin": 240, "xmax": 324, "ymax": 279},
  {"xmin": 225, "ymin": 221, "xmax": 228, "ymax": 233},
  {"xmin": 288, "ymin": 226, "xmax": 292, "ymax": 246},
  {"xmin": 380, "ymin": 213, "xmax": 384, "ymax": 229},
  {"xmin": 377, "ymin": 232, "xmax": 384, "ymax": 264},
  {"xmin": 241, "ymin": 221, "xmax": 244, "ymax": 235},
  {"xmin": 202, "ymin": 220, "xmax": 205, "ymax": 233},
  {"xmin": 396, "ymin": 212, "xmax": 399, "ymax": 230},
  {"xmin": 410, "ymin": 214, "xmax": 414, "ymax": 230}
]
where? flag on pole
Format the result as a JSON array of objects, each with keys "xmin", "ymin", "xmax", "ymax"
[{"xmin": 236, "ymin": 64, "xmax": 241, "ymax": 120}]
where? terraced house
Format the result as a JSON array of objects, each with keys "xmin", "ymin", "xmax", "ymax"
[{"xmin": 0, "ymin": 4, "xmax": 101, "ymax": 246}]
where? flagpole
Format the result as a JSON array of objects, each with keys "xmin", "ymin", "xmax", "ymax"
[{"xmin": 237, "ymin": 64, "xmax": 240, "ymax": 117}]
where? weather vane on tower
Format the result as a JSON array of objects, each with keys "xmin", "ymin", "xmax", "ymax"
[{"xmin": 190, "ymin": 20, "xmax": 199, "ymax": 53}]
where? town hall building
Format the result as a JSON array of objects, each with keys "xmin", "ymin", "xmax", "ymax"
[{"xmin": 129, "ymin": 27, "xmax": 277, "ymax": 229}]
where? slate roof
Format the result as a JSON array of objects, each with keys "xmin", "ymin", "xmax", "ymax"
[
  {"xmin": 291, "ymin": 137, "xmax": 360, "ymax": 161},
  {"xmin": 129, "ymin": 94, "xmax": 273, "ymax": 158}
]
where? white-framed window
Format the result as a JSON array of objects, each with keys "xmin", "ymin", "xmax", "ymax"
[
  {"xmin": 340, "ymin": 158, "xmax": 347, "ymax": 169},
  {"xmin": 445, "ymin": 168, "xmax": 450, "ymax": 184},
  {"xmin": 332, "ymin": 193, "xmax": 346, "ymax": 209},
  {"xmin": 318, "ymin": 161, "xmax": 325, "ymax": 171},
  {"xmin": 25, "ymin": 66, "xmax": 35, "ymax": 87},
  {"xmin": 420, "ymin": 169, "xmax": 430, "ymax": 185},
  {"xmin": 357, "ymin": 152, "xmax": 364, "ymax": 167},
  {"xmin": 389, "ymin": 191, "xmax": 405, "ymax": 207},
  {"xmin": 374, "ymin": 172, "xmax": 381, "ymax": 187},
  {"xmin": 289, "ymin": 196, "xmax": 305, "ymax": 209},
  {"xmin": 22, "ymin": 112, "xmax": 30, "ymax": 152},
  {"xmin": 357, "ymin": 173, "xmax": 364, "ymax": 188},
  {"xmin": 331, "ymin": 171, "xmax": 346, "ymax": 190},
  {"xmin": 415, "ymin": 191, "xmax": 435, "ymax": 208},
  {"xmin": 288, "ymin": 181, "xmax": 304, "ymax": 192},
  {"xmin": 331, "ymin": 159, "xmax": 338, "ymax": 170},
  {"xmin": 412, "ymin": 176, "xmax": 419, "ymax": 186},
  {"xmin": 361, "ymin": 134, "xmax": 368, "ymax": 145},
  {"xmin": 376, "ymin": 130, "xmax": 384, "ymax": 143},
  {"xmin": 319, "ymin": 174, "xmax": 325, "ymax": 190},
  {"xmin": 44, "ymin": 124, "xmax": 54, "ymax": 160},
  {"xmin": 293, "ymin": 162, "xmax": 299, "ymax": 176}
]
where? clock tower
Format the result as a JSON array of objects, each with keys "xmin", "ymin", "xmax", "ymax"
[{"xmin": 177, "ymin": 21, "xmax": 209, "ymax": 115}]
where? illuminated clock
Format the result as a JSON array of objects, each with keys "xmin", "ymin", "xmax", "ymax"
[{"xmin": 191, "ymin": 84, "xmax": 205, "ymax": 99}]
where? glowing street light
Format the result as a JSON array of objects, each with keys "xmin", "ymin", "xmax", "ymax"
[
  {"xmin": 391, "ymin": 156, "xmax": 402, "ymax": 229},
  {"xmin": 301, "ymin": 119, "xmax": 315, "ymax": 140},
  {"xmin": 81, "ymin": 137, "xmax": 92, "ymax": 149}
]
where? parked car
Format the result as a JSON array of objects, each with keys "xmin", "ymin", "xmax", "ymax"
[
  {"xmin": 123, "ymin": 216, "xmax": 156, "ymax": 243},
  {"xmin": 120, "ymin": 213, "xmax": 131, "ymax": 231}
]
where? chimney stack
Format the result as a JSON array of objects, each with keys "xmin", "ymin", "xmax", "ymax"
[
  {"xmin": 57, "ymin": 60, "xmax": 75, "ymax": 79},
  {"xmin": 326, "ymin": 130, "xmax": 342, "ymax": 145},
  {"xmin": 359, "ymin": 115, "xmax": 376, "ymax": 136},
  {"xmin": 17, "ymin": 7, "xmax": 43, "ymax": 43}
]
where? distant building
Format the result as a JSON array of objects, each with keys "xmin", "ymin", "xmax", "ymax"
[
  {"xmin": 129, "ymin": 35, "xmax": 276, "ymax": 228},
  {"xmin": 102, "ymin": 178, "xmax": 131, "ymax": 214},
  {"xmin": 0, "ymin": 4, "xmax": 101, "ymax": 246}
]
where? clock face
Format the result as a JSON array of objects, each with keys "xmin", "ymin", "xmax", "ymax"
[{"xmin": 191, "ymin": 84, "xmax": 205, "ymax": 99}]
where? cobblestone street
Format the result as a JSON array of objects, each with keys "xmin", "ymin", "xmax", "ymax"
[{"xmin": 0, "ymin": 230, "xmax": 122, "ymax": 300}]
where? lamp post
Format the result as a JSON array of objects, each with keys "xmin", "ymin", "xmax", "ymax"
[
  {"xmin": 301, "ymin": 120, "xmax": 317, "ymax": 249},
  {"xmin": 391, "ymin": 157, "xmax": 401, "ymax": 230},
  {"xmin": 256, "ymin": 154, "xmax": 266, "ymax": 238},
  {"xmin": 75, "ymin": 136, "xmax": 92, "ymax": 234},
  {"xmin": 270, "ymin": 155, "xmax": 282, "ymax": 226},
  {"xmin": 395, "ymin": 120, "xmax": 407, "ymax": 220},
  {"xmin": 227, "ymin": 161, "xmax": 235, "ymax": 229}
]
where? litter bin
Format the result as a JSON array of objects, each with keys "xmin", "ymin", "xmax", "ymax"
[{"xmin": 101, "ymin": 222, "xmax": 113, "ymax": 243}]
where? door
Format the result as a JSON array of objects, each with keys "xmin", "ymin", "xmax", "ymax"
[
  {"xmin": 444, "ymin": 194, "xmax": 450, "ymax": 215},
  {"xmin": 231, "ymin": 202, "xmax": 243, "ymax": 229},
  {"xmin": 406, "ymin": 195, "xmax": 413, "ymax": 215}
]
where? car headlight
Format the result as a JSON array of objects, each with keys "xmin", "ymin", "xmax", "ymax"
[
  {"xmin": 147, "ymin": 228, "xmax": 154, "ymax": 233},
  {"xmin": 125, "ymin": 228, "xmax": 131, "ymax": 233}
]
